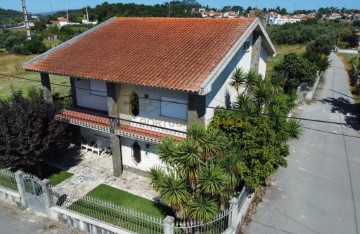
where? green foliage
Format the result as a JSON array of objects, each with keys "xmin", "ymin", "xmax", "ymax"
[
  {"xmin": 150, "ymin": 124, "xmax": 237, "ymax": 222},
  {"xmin": 0, "ymin": 89, "xmax": 70, "ymax": 170},
  {"xmin": 33, "ymin": 21, "xmax": 47, "ymax": 32},
  {"xmin": 0, "ymin": 31, "xmax": 47, "ymax": 55},
  {"xmin": 306, "ymin": 35, "xmax": 333, "ymax": 56},
  {"xmin": 274, "ymin": 53, "xmax": 318, "ymax": 92},
  {"xmin": 303, "ymin": 50, "xmax": 331, "ymax": 72}
]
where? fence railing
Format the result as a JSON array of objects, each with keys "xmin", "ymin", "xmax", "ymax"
[
  {"xmin": 0, "ymin": 169, "xmax": 18, "ymax": 192},
  {"xmin": 54, "ymin": 194, "xmax": 164, "ymax": 234},
  {"xmin": 174, "ymin": 210, "xmax": 230, "ymax": 234}
]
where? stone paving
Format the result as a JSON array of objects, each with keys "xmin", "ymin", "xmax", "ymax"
[{"xmin": 48, "ymin": 147, "xmax": 158, "ymax": 201}]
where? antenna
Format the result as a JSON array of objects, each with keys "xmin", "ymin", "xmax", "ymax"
[
  {"xmin": 21, "ymin": 0, "xmax": 31, "ymax": 40},
  {"xmin": 86, "ymin": 6, "xmax": 89, "ymax": 22},
  {"xmin": 168, "ymin": 1, "xmax": 171, "ymax": 17}
]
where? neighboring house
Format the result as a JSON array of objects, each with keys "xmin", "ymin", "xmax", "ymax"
[
  {"xmin": 353, "ymin": 13, "xmax": 360, "ymax": 21},
  {"xmin": 51, "ymin": 17, "xmax": 80, "ymax": 28},
  {"xmin": 267, "ymin": 12, "xmax": 302, "ymax": 25},
  {"xmin": 23, "ymin": 17, "xmax": 276, "ymax": 176}
]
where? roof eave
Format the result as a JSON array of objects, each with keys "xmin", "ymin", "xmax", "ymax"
[
  {"xmin": 198, "ymin": 18, "xmax": 276, "ymax": 95},
  {"xmin": 23, "ymin": 17, "xmax": 117, "ymax": 70}
]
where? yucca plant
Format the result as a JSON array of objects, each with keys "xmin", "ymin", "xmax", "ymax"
[
  {"xmin": 188, "ymin": 195, "xmax": 219, "ymax": 222},
  {"xmin": 244, "ymin": 69, "xmax": 262, "ymax": 93},
  {"xmin": 286, "ymin": 120, "xmax": 302, "ymax": 139},
  {"xmin": 198, "ymin": 163, "xmax": 225, "ymax": 196},
  {"xmin": 230, "ymin": 67, "xmax": 246, "ymax": 94},
  {"xmin": 253, "ymin": 80, "xmax": 271, "ymax": 109}
]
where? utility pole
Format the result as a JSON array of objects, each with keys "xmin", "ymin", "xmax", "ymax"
[{"xmin": 22, "ymin": 0, "xmax": 31, "ymax": 40}]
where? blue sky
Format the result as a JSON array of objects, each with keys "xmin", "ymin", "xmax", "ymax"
[{"xmin": 1, "ymin": 0, "xmax": 360, "ymax": 14}]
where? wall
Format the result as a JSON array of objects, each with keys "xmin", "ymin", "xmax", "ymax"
[
  {"xmin": 259, "ymin": 45, "xmax": 269, "ymax": 78},
  {"xmin": 121, "ymin": 137, "xmax": 165, "ymax": 171},
  {"xmin": 117, "ymin": 85, "xmax": 188, "ymax": 132},
  {"xmin": 75, "ymin": 79, "xmax": 108, "ymax": 112},
  {"xmin": 204, "ymin": 34, "xmax": 253, "ymax": 124}
]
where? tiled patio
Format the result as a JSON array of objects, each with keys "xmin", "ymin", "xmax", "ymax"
[{"xmin": 48, "ymin": 147, "xmax": 158, "ymax": 201}]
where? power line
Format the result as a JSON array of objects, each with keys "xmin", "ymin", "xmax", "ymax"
[{"xmin": 1, "ymin": 73, "xmax": 359, "ymax": 128}]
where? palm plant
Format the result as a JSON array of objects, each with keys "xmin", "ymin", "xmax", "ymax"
[
  {"xmin": 244, "ymin": 69, "xmax": 262, "ymax": 93},
  {"xmin": 198, "ymin": 163, "xmax": 225, "ymax": 196},
  {"xmin": 286, "ymin": 120, "xmax": 302, "ymax": 139},
  {"xmin": 188, "ymin": 195, "xmax": 219, "ymax": 222},
  {"xmin": 230, "ymin": 67, "xmax": 246, "ymax": 94},
  {"xmin": 253, "ymin": 81, "xmax": 271, "ymax": 110},
  {"xmin": 234, "ymin": 94, "xmax": 258, "ymax": 116},
  {"xmin": 149, "ymin": 168, "xmax": 190, "ymax": 219},
  {"xmin": 157, "ymin": 137, "xmax": 178, "ymax": 166}
]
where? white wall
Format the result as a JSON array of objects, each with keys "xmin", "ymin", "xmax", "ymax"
[
  {"xmin": 75, "ymin": 78, "xmax": 108, "ymax": 112},
  {"xmin": 121, "ymin": 137, "xmax": 165, "ymax": 171},
  {"xmin": 259, "ymin": 45, "xmax": 269, "ymax": 78},
  {"xmin": 204, "ymin": 34, "xmax": 253, "ymax": 124},
  {"xmin": 117, "ymin": 85, "xmax": 188, "ymax": 132}
]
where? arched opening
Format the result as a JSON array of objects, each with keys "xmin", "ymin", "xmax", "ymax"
[
  {"xmin": 129, "ymin": 91, "xmax": 139, "ymax": 116},
  {"xmin": 132, "ymin": 141, "xmax": 141, "ymax": 164}
]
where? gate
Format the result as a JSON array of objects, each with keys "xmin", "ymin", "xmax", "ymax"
[{"xmin": 22, "ymin": 173, "xmax": 47, "ymax": 214}]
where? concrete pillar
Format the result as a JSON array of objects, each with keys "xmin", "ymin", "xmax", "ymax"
[
  {"xmin": 164, "ymin": 215, "xmax": 175, "ymax": 234},
  {"xmin": 14, "ymin": 171, "xmax": 27, "ymax": 208},
  {"xmin": 250, "ymin": 32, "xmax": 262, "ymax": 72},
  {"xmin": 106, "ymin": 82, "xmax": 123, "ymax": 177},
  {"xmin": 69, "ymin": 77, "xmax": 78, "ymax": 107},
  {"xmin": 41, "ymin": 179, "xmax": 53, "ymax": 218},
  {"xmin": 187, "ymin": 93, "xmax": 206, "ymax": 127},
  {"xmin": 40, "ymin": 73, "xmax": 53, "ymax": 103},
  {"xmin": 229, "ymin": 197, "xmax": 239, "ymax": 231}
]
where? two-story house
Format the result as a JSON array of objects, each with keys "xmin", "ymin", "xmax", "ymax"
[{"xmin": 23, "ymin": 17, "xmax": 276, "ymax": 177}]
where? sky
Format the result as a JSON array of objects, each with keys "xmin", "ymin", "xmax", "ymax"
[{"xmin": 1, "ymin": 0, "xmax": 360, "ymax": 14}]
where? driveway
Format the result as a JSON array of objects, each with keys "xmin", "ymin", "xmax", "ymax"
[{"xmin": 244, "ymin": 53, "xmax": 360, "ymax": 234}]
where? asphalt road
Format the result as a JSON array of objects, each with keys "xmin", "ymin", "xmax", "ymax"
[
  {"xmin": 244, "ymin": 53, "xmax": 360, "ymax": 234},
  {"xmin": 0, "ymin": 200, "xmax": 83, "ymax": 234}
]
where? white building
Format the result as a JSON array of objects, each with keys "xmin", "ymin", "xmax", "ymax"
[
  {"xmin": 267, "ymin": 12, "xmax": 302, "ymax": 25},
  {"xmin": 24, "ymin": 17, "xmax": 276, "ymax": 176}
]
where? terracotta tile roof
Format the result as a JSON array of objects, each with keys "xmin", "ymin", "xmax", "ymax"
[
  {"xmin": 58, "ymin": 109, "xmax": 184, "ymax": 142},
  {"xmin": 24, "ymin": 17, "xmax": 256, "ymax": 92}
]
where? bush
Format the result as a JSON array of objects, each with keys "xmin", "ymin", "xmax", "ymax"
[
  {"xmin": 4, "ymin": 34, "xmax": 24, "ymax": 52},
  {"xmin": 11, "ymin": 44, "xmax": 30, "ymax": 55},
  {"xmin": 24, "ymin": 35, "xmax": 47, "ymax": 54},
  {"xmin": 307, "ymin": 35, "xmax": 333, "ymax": 56}
]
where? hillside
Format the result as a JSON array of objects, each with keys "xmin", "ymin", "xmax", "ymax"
[{"xmin": 0, "ymin": 8, "xmax": 22, "ymax": 21}]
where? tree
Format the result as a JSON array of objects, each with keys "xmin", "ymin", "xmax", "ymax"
[
  {"xmin": 0, "ymin": 89, "xmax": 70, "ymax": 173},
  {"xmin": 307, "ymin": 35, "xmax": 333, "ymax": 56},
  {"xmin": 150, "ymin": 124, "xmax": 238, "ymax": 222},
  {"xmin": 274, "ymin": 53, "xmax": 318, "ymax": 92},
  {"xmin": 33, "ymin": 21, "xmax": 47, "ymax": 32}
]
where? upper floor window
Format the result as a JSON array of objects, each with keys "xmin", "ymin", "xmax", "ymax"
[
  {"xmin": 89, "ymin": 80, "xmax": 107, "ymax": 97},
  {"xmin": 160, "ymin": 96, "xmax": 187, "ymax": 120},
  {"xmin": 130, "ymin": 91, "xmax": 139, "ymax": 116},
  {"xmin": 243, "ymin": 40, "xmax": 250, "ymax": 52}
]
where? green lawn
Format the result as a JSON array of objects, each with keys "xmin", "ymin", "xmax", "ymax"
[
  {"xmin": 87, "ymin": 184, "xmax": 171, "ymax": 218},
  {"xmin": 68, "ymin": 184, "xmax": 168, "ymax": 233},
  {"xmin": 0, "ymin": 49, "xmax": 70, "ymax": 100},
  {"xmin": 48, "ymin": 171, "xmax": 74, "ymax": 186}
]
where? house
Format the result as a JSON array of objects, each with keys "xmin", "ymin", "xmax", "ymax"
[
  {"xmin": 353, "ymin": 13, "xmax": 360, "ymax": 21},
  {"xmin": 51, "ymin": 17, "xmax": 80, "ymax": 28},
  {"xmin": 23, "ymin": 17, "xmax": 276, "ymax": 176}
]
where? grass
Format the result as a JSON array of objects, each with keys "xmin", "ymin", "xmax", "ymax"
[
  {"xmin": 266, "ymin": 44, "xmax": 306, "ymax": 76},
  {"xmin": 86, "ymin": 184, "xmax": 171, "ymax": 218},
  {"xmin": 68, "ymin": 184, "xmax": 169, "ymax": 233},
  {"xmin": 0, "ymin": 49, "xmax": 70, "ymax": 100},
  {"xmin": 0, "ymin": 170, "xmax": 18, "ymax": 191},
  {"xmin": 48, "ymin": 171, "xmax": 74, "ymax": 186}
]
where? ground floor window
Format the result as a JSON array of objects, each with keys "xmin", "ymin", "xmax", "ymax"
[{"xmin": 132, "ymin": 141, "xmax": 141, "ymax": 164}]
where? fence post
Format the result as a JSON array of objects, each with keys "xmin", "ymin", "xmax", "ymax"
[
  {"xmin": 41, "ymin": 179, "xmax": 53, "ymax": 218},
  {"xmin": 164, "ymin": 215, "xmax": 174, "ymax": 234},
  {"xmin": 14, "ymin": 170, "xmax": 27, "ymax": 208},
  {"xmin": 229, "ymin": 197, "xmax": 239, "ymax": 231}
]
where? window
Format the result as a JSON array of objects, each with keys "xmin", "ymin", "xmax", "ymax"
[
  {"xmin": 129, "ymin": 91, "xmax": 139, "ymax": 116},
  {"xmin": 243, "ymin": 40, "xmax": 250, "ymax": 51},
  {"xmin": 160, "ymin": 96, "xmax": 187, "ymax": 120},
  {"xmin": 89, "ymin": 80, "xmax": 107, "ymax": 97},
  {"xmin": 132, "ymin": 142, "xmax": 141, "ymax": 164}
]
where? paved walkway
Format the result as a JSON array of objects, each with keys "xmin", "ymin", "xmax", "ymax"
[
  {"xmin": 244, "ymin": 53, "xmax": 360, "ymax": 234},
  {"xmin": 0, "ymin": 200, "xmax": 84, "ymax": 234},
  {"xmin": 49, "ymin": 149, "xmax": 158, "ymax": 201}
]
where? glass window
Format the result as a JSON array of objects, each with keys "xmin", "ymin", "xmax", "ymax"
[
  {"xmin": 160, "ymin": 96, "xmax": 187, "ymax": 120},
  {"xmin": 130, "ymin": 91, "xmax": 139, "ymax": 116},
  {"xmin": 89, "ymin": 80, "xmax": 107, "ymax": 97}
]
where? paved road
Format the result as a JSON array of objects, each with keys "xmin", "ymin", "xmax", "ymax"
[
  {"xmin": 244, "ymin": 53, "xmax": 360, "ymax": 234},
  {"xmin": 0, "ymin": 200, "xmax": 83, "ymax": 234}
]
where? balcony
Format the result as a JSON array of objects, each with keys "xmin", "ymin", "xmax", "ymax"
[{"xmin": 57, "ymin": 108, "xmax": 186, "ymax": 143}]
